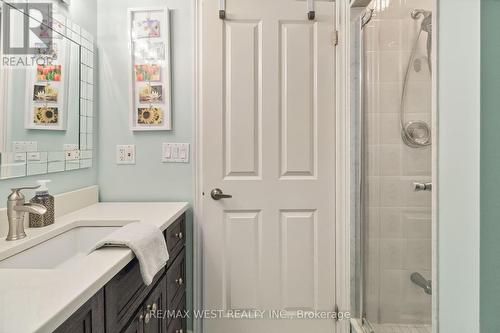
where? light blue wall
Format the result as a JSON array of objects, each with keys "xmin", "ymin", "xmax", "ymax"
[
  {"xmin": 438, "ymin": 0, "xmax": 480, "ymax": 332},
  {"xmin": 96, "ymin": 0, "xmax": 194, "ymax": 326},
  {"xmin": 0, "ymin": 0, "xmax": 98, "ymax": 208}
]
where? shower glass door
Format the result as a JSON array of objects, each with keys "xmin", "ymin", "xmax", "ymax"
[{"xmin": 355, "ymin": 1, "xmax": 434, "ymax": 332}]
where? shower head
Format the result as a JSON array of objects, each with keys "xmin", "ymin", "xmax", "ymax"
[
  {"xmin": 411, "ymin": 9, "xmax": 431, "ymax": 20},
  {"xmin": 412, "ymin": 9, "xmax": 432, "ymax": 34}
]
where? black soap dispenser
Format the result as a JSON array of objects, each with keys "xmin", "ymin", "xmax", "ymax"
[{"xmin": 29, "ymin": 180, "xmax": 54, "ymax": 228}]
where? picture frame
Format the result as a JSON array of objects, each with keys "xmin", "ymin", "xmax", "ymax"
[
  {"xmin": 127, "ymin": 7, "xmax": 171, "ymax": 131},
  {"xmin": 24, "ymin": 38, "xmax": 70, "ymax": 131}
]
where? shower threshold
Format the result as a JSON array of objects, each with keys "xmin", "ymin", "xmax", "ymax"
[{"xmin": 351, "ymin": 318, "xmax": 431, "ymax": 333}]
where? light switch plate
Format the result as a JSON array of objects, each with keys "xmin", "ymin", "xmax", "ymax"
[
  {"xmin": 27, "ymin": 152, "xmax": 41, "ymax": 161},
  {"xmin": 13, "ymin": 141, "xmax": 38, "ymax": 153},
  {"xmin": 117, "ymin": 145, "xmax": 136, "ymax": 165},
  {"xmin": 14, "ymin": 153, "xmax": 26, "ymax": 162},
  {"xmin": 162, "ymin": 143, "xmax": 190, "ymax": 163}
]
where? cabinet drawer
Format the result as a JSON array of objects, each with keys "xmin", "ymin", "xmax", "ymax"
[
  {"xmin": 105, "ymin": 258, "xmax": 164, "ymax": 333},
  {"xmin": 167, "ymin": 296, "xmax": 186, "ymax": 333},
  {"xmin": 164, "ymin": 214, "xmax": 185, "ymax": 263},
  {"xmin": 166, "ymin": 248, "xmax": 186, "ymax": 311}
]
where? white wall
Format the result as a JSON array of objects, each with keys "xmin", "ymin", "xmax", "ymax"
[{"xmin": 438, "ymin": 0, "xmax": 480, "ymax": 332}]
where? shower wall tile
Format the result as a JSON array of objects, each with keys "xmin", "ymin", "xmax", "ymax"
[
  {"xmin": 366, "ymin": 177, "xmax": 381, "ymax": 207},
  {"xmin": 402, "ymin": 146, "xmax": 431, "ymax": 176},
  {"xmin": 363, "ymin": 25, "xmax": 379, "ymax": 52},
  {"xmin": 406, "ymin": 240, "xmax": 432, "ymax": 270},
  {"xmin": 378, "ymin": 20, "xmax": 408, "ymax": 51},
  {"xmin": 367, "ymin": 207, "xmax": 381, "ymax": 239},
  {"xmin": 362, "ymin": 0, "xmax": 433, "ymax": 326},
  {"xmin": 380, "ymin": 208, "xmax": 404, "ymax": 238},
  {"xmin": 367, "ymin": 146, "xmax": 381, "ymax": 176},
  {"xmin": 375, "ymin": 0, "xmax": 408, "ymax": 19},
  {"xmin": 379, "ymin": 177, "xmax": 404, "ymax": 207},
  {"xmin": 378, "ymin": 51, "xmax": 405, "ymax": 83},
  {"xmin": 379, "ymin": 145, "xmax": 402, "ymax": 176},
  {"xmin": 364, "ymin": 52, "xmax": 380, "ymax": 83},
  {"xmin": 405, "ymin": 81, "xmax": 432, "ymax": 110},
  {"xmin": 365, "ymin": 114, "xmax": 381, "ymax": 144},
  {"xmin": 379, "ymin": 114, "xmax": 401, "ymax": 144},
  {"xmin": 378, "ymin": 83, "xmax": 402, "ymax": 113},
  {"xmin": 380, "ymin": 239, "xmax": 406, "ymax": 269}
]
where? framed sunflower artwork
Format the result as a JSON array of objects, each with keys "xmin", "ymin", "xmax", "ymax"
[
  {"xmin": 128, "ymin": 7, "xmax": 171, "ymax": 131},
  {"xmin": 25, "ymin": 37, "xmax": 70, "ymax": 131}
]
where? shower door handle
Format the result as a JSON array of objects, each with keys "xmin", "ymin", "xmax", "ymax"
[{"xmin": 414, "ymin": 182, "xmax": 432, "ymax": 192}]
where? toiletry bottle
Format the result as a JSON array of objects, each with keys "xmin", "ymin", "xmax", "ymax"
[{"xmin": 29, "ymin": 180, "xmax": 54, "ymax": 228}]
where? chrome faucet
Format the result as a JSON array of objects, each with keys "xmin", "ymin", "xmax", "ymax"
[{"xmin": 6, "ymin": 186, "xmax": 47, "ymax": 241}]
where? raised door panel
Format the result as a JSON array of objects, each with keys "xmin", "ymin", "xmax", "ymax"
[
  {"xmin": 144, "ymin": 277, "xmax": 167, "ymax": 333},
  {"xmin": 166, "ymin": 248, "xmax": 186, "ymax": 311},
  {"xmin": 223, "ymin": 20, "xmax": 262, "ymax": 179},
  {"xmin": 280, "ymin": 21, "xmax": 317, "ymax": 179},
  {"xmin": 122, "ymin": 309, "xmax": 145, "ymax": 333},
  {"xmin": 54, "ymin": 289, "xmax": 104, "ymax": 333},
  {"xmin": 105, "ymin": 258, "xmax": 165, "ymax": 333}
]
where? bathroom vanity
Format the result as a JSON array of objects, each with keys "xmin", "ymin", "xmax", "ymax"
[
  {"xmin": 0, "ymin": 201, "xmax": 188, "ymax": 333},
  {"xmin": 55, "ymin": 214, "xmax": 186, "ymax": 333}
]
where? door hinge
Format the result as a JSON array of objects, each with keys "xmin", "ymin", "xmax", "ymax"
[
  {"xmin": 334, "ymin": 304, "xmax": 339, "ymax": 321},
  {"xmin": 333, "ymin": 30, "xmax": 339, "ymax": 46}
]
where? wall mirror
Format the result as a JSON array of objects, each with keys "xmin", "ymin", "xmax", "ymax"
[{"xmin": 0, "ymin": 2, "xmax": 95, "ymax": 180}]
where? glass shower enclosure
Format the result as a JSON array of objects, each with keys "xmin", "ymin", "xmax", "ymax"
[{"xmin": 350, "ymin": 1, "xmax": 434, "ymax": 332}]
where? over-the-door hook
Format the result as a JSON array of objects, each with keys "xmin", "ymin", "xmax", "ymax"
[
  {"xmin": 307, "ymin": 0, "xmax": 315, "ymax": 20},
  {"xmin": 219, "ymin": 0, "xmax": 226, "ymax": 19}
]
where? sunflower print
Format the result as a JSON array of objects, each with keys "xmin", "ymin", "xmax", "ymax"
[
  {"xmin": 34, "ymin": 107, "xmax": 58, "ymax": 124},
  {"xmin": 137, "ymin": 107, "xmax": 163, "ymax": 125}
]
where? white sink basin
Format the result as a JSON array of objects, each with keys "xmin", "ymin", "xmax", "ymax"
[{"xmin": 0, "ymin": 226, "xmax": 120, "ymax": 269}]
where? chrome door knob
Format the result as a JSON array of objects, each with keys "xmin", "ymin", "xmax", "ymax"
[{"xmin": 211, "ymin": 188, "xmax": 232, "ymax": 200}]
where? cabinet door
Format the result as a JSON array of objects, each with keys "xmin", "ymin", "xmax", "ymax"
[
  {"xmin": 54, "ymin": 289, "xmax": 105, "ymax": 333},
  {"xmin": 144, "ymin": 276, "xmax": 167, "ymax": 333},
  {"xmin": 123, "ymin": 309, "xmax": 145, "ymax": 333}
]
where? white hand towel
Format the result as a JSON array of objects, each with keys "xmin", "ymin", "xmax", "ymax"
[{"xmin": 90, "ymin": 222, "xmax": 169, "ymax": 285}]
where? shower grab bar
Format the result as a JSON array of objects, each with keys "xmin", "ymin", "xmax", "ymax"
[
  {"xmin": 414, "ymin": 182, "xmax": 432, "ymax": 192},
  {"xmin": 411, "ymin": 272, "xmax": 432, "ymax": 295}
]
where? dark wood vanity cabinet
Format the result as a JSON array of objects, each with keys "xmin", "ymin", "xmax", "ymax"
[
  {"xmin": 53, "ymin": 289, "xmax": 105, "ymax": 333},
  {"xmin": 55, "ymin": 213, "xmax": 187, "ymax": 333}
]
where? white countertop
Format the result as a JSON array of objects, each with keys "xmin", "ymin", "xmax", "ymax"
[{"xmin": 0, "ymin": 202, "xmax": 189, "ymax": 333}]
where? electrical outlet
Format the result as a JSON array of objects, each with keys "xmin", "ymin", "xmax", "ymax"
[
  {"xmin": 65, "ymin": 150, "xmax": 80, "ymax": 161},
  {"xmin": 117, "ymin": 145, "xmax": 135, "ymax": 165},
  {"xmin": 162, "ymin": 143, "xmax": 190, "ymax": 163}
]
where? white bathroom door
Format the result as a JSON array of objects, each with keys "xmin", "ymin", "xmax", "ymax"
[{"xmin": 200, "ymin": 0, "xmax": 336, "ymax": 332}]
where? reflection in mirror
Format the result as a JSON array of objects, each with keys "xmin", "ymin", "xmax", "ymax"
[{"xmin": 0, "ymin": 4, "xmax": 95, "ymax": 180}]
